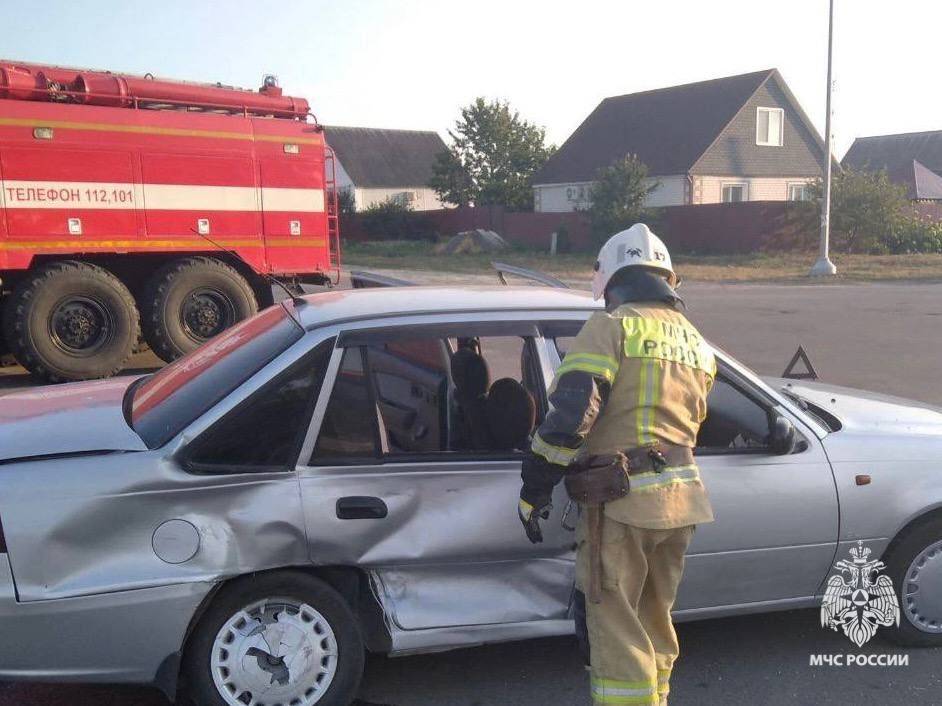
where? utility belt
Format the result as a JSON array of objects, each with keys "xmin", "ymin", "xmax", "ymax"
[
  {"xmin": 564, "ymin": 443, "xmax": 695, "ymax": 505},
  {"xmin": 564, "ymin": 443, "xmax": 695, "ymax": 604}
]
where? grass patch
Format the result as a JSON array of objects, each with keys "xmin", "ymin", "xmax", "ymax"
[{"xmin": 342, "ymin": 241, "xmax": 942, "ymax": 284}]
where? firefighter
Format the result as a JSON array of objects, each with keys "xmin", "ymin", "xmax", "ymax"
[{"xmin": 517, "ymin": 223, "xmax": 715, "ymax": 706}]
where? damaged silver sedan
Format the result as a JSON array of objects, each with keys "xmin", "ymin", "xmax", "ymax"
[{"xmin": 1, "ymin": 286, "xmax": 942, "ymax": 705}]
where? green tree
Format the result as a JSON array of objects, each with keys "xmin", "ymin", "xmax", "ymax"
[
  {"xmin": 587, "ymin": 155, "xmax": 658, "ymax": 242},
  {"xmin": 336, "ymin": 187, "xmax": 357, "ymax": 219},
  {"xmin": 809, "ymin": 169, "xmax": 909, "ymax": 253},
  {"xmin": 360, "ymin": 197, "xmax": 435, "ymax": 241},
  {"xmin": 430, "ymin": 98, "xmax": 555, "ymax": 211}
]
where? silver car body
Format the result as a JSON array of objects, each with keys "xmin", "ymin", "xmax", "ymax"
[{"xmin": 0, "ymin": 286, "xmax": 940, "ymax": 695}]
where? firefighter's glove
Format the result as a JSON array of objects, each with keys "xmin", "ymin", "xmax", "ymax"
[{"xmin": 518, "ymin": 499, "xmax": 551, "ymax": 544}]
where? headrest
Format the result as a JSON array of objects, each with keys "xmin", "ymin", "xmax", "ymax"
[
  {"xmin": 451, "ymin": 348, "xmax": 490, "ymax": 400},
  {"xmin": 486, "ymin": 378, "xmax": 536, "ymax": 450}
]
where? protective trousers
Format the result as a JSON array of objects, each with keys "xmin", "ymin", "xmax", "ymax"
[{"xmin": 577, "ymin": 514, "xmax": 694, "ymax": 706}]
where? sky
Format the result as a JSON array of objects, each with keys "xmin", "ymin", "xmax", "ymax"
[{"xmin": 2, "ymin": 0, "xmax": 939, "ymax": 159}]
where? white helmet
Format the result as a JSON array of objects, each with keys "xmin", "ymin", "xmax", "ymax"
[{"xmin": 591, "ymin": 223, "xmax": 676, "ymax": 300}]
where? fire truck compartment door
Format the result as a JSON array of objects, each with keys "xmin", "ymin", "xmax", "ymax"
[
  {"xmin": 0, "ymin": 148, "xmax": 137, "ymax": 238},
  {"xmin": 259, "ymin": 158, "xmax": 327, "ymax": 272},
  {"xmin": 141, "ymin": 153, "xmax": 260, "ymax": 240}
]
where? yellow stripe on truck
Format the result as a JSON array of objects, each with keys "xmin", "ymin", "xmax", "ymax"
[
  {"xmin": 0, "ymin": 117, "xmax": 324, "ymax": 145},
  {"xmin": 0, "ymin": 238, "xmax": 326, "ymax": 250}
]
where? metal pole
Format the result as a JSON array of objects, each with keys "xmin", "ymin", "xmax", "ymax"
[{"xmin": 811, "ymin": 0, "xmax": 837, "ymax": 276}]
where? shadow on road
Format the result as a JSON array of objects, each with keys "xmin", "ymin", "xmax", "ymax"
[{"xmin": 1, "ymin": 610, "xmax": 938, "ymax": 706}]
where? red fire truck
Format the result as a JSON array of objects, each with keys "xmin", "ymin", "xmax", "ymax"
[{"xmin": 0, "ymin": 61, "xmax": 339, "ymax": 382}]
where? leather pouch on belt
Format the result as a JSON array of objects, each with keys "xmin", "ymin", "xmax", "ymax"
[{"xmin": 564, "ymin": 453, "xmax": 630, "ymax": 505}]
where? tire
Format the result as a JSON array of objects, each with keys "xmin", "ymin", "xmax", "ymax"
[
  {"xmin": 182, "ymin": 571, "xmax": 364, "ymax": 706},
  {"xmin": 884, "ymin": 516, "xmax": 942, "ymax": 647},
  {"xmin": 142, "ymin": 257, "xmax": 257, "ymax": 363},
  {"xmin": 2, "ymin": 261, "xmax": 139, "ymax": 382}
]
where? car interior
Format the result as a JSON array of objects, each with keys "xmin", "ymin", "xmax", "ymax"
[
  {"xmin": 312, "ymin": 333, "xmax": 542, "ymax": 462},
  {"xmin": 191, "ymin": 325, "xmax": 783, "ymax": 471}
]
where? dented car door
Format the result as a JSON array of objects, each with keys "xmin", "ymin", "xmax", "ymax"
[{"xmin": 296, "ymin": 318, "xmax": 576, "ymax": 635}]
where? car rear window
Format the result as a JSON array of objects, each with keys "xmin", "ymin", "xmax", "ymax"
[{"xmin": 129, "ymin": 302, "xmax": 304, "ymax": 448}]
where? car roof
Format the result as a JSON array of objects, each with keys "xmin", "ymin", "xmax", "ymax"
[{"xmin": 296, "ymin": 285, "xmax": 600, "ymax": 330}]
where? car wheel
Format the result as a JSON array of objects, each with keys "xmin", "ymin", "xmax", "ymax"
[
  {"xmin": 183, "ymin": 571, "xmax": 364, "ymax": 706},
  {"xmin": 142, "ymin": 256, "xmax": 257, "ymax": 363},
  {"xmin": 884, "ymin": 517, "xmax": 942, "ymax": 647}
]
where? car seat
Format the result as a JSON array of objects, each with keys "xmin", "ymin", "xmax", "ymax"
[
  {"xmin": 486, "ymin": 378, "xmax": 536, "ymax": 451},
  {"xmin": 450, "ymin": 347, "xmax": 492, "ymax": 450}
]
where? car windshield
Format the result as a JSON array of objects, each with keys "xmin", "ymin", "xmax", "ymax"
[{"xmin": 128, "ymin": 301, "xmax": 305, "ymax": 448}]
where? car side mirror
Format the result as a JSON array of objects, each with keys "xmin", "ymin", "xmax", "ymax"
[{"xmin": 769, "ymin": 414, "xmax": 798, "ymax": 455}]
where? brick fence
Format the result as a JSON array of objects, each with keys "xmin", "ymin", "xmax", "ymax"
[
  {"xmin": 343, "ymin": 201, "xmax": 818, "ymax": 254},
  {"xmin": 914, "ymin": 202, "xmax": 942, "ymax": 222}
]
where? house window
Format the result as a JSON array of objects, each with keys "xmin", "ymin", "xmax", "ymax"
[
  {"xmin": 722, "ymin": 183, "xmax": 747, "ymax": 203},
  {"xmin": 756, "ymin": 107, "xmax": 784, "ymax": 146},
  {"xmin": 788, "ymin": 183, "xmax": 812, "ymax": 201},
  {"xmin": 391, "ymin": 191, "xmax": 417, "ymax": 207},
  {"xmin": 566, "ymin": 184, "xmax": 588, "ymax": 204}
]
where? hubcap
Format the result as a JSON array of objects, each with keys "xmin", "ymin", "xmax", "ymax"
[
  {"xmin": 211, "ymin": 597, "xmax": 339, "ymax": 706},
  {"xmin": 181, "ymin": 288, "xmax": 236, "ymax": 341},
  {"xmin": 902, "ymin": 539, "xmax": 942, "ymax": 633},
  {"xmin": 48, "ymin": 296, "xmax": 115, "ymax": 356}
]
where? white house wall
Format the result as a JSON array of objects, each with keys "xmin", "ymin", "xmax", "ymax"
[
  {"xmin": 534, "ymin": 175, "xmax": 687, "ymax": 213},
  {"xmin": 332, "ymin": 156, "xmax": 444, "ymax": 212},
  {"xmin": 694, "ymin": 176, "xmax": 815, "ymax": 204},
  {"xmin": 645, "ymin": 176, "xmax": 687, "ymax": 207},
  {"xmin": 535, "ymin": 174, "xmax": 815, "ymax": 211},
  {"xmin": 355, "ymin": 187, "xmax": 445, "ymax": 212}
]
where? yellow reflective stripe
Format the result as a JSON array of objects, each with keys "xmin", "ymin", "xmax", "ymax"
[
  {"xmin": 636, "ymin": 358, "xmax": 658, "ymax": 445},
  {"xmin": 622, "ymin": 316, "xmax": 715, "ymax": 377},
  {"xmin": 636, "ymin": 358, "xmax": 648, "ymax": 444},
  {"xmin": 650, "ymin": 359, "xmax": 661, "ymax": 439},
  {"xmin": 531, "ymin": 432, "xmax": 579, "ymax": 466},
  {"xmin": 557, "ymin": 353, "xmax": 620, "ymax": 383},
  {"xmin": 630, "ymin": 465, "xmax": 701, "ymax": 493},
  {"xmin": 592, "ymin": 696, "xmax": 659, "ymax": 705},
  {"xmin": 657, "ymin": 669, "xmax": 671, "ymax": 695},
  {"xmin": 591, "ymin": 677, "xmax": 659, "ymax": 704}
]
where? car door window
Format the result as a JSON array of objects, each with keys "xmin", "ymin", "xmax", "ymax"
[
  {"xmin": 555, "ymin": 332, "xmax": 774, "ymax": 452},
  {"xmin": 309, "ymin": 330, "xmax": 543, "ymax": 463},
  {"xmin": 185, "ymin": 338, "xmax": 333, "ymax": 472},
  {"xmin": 312, "ymin": 346, "xmax": 379, "ymax": 461},
  {"xmin": 697, "ymin": 376, "xmax": 772, "ymax": 451}
]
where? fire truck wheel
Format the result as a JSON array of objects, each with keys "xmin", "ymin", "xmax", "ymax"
[
  {"xmin": 143, "ymin": 257, "xmax": 258, "ymax": 362},
  {"xmin": 2, "ymin": 261, "xmax": 140, "ymax": 382}
]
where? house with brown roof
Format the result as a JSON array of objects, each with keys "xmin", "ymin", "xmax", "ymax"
[
  {"xmin": 843, "ymin": 131, "xmax": 942, "ymax": 202},
  {"xmin": 324, "ymin": 126, "xmax": 448, "ymax": 211},
  {"xmin": 533, "ymin": 69, "xmax": 826, "ymax": 212}
]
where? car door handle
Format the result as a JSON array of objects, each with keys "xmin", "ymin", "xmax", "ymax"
[{"xmin": 336, "ymin": 496, "xmax": 388, "ymax": 520}]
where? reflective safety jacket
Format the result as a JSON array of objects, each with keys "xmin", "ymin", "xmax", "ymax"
[{"xmin": 531, "ymin": 302, "xmax": 716, "ymax": 529}]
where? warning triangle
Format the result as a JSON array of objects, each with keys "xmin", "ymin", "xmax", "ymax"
[{"xmin": 782, "ymin": 346, "xmax": 818, "ymax": 380}]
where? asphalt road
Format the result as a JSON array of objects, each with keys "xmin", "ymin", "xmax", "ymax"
[
  {"xmin": 2, "ymin": 279, "xmax": 941, "ymax": 705},
  {"xmin": 686, "ymin": 280, "xmax": 942, "ymax": 406},
  {"xmin": 0, "ymin": 611, "xmax": 934, "ymax": 706}
]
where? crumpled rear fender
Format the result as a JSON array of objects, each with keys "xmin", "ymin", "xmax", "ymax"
[{"xmin": 0, "ymin": 450, "xmax": 309, "ymax": 602}]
